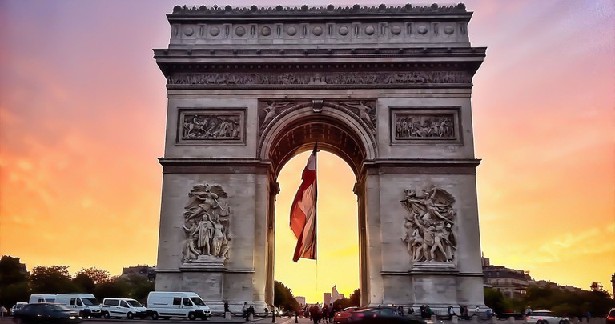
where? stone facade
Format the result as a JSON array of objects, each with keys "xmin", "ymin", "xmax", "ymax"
[{"xmin": 154, "ymin": 4, "xmax": 486, "ymax": 314}]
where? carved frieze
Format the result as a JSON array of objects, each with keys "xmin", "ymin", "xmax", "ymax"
[
  {"xmin": 401, "ymin": 187, "xmax": 456, "ymax": 263},
  {"xmin": 182, "ymin": 184, "xmax": 231, "ymax": 266},
  {"xmin": 390, "ymin": 108, "xmax": 460, "ymax": 144},
  {"xmin": 178, "ymin": 109, "xmax": 245, "ymax": 144},
  {"xmin": 257, "ymin": 99, "xmax": 377, "ymax": 137},
  {"xmin": 168, "ymin": 71, "xmax": 472, "ymax": 88},
  {"xmin": 172, "ymin": 4, "xmax": 467, "ymax": 15}
]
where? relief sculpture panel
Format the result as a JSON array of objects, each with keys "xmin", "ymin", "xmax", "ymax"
[
  {"xmin": 182, "ymin": 184, "xmax": 232, "ymax": 268},
  {"xmin": 178, "ymin": 109, "xmax": 245, "ymax": 144},
  {"xmin": 401, "ymin": 187, "xmax": 457, "ymax": 263},
  {"xmin": 391, "ymin": 108, "xmax": 460, "ymax": 144}
]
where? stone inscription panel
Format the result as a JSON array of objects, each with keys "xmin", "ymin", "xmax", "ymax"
[
  {"xmin": 390, "ymin": 107, "xmax": 461, "ymax": 144},
  {"xmin": 177, "ymin": 108, "xmax": 246, "ymax": 145}
]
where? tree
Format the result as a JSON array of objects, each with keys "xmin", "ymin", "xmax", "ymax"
[
  {"xmin": 0, "ymin": 256, "xmax": 28, "ymax": 285},
  {"xmin": 72, "ymin": 273, "xmax": 95, "ymax": 293},
  {"xmin": 274, "ymin": 281, "xmax": 299, "ymax": 312},
  {"xmin": 0, "ymin": 256, "xmax": 30, "ymax": 308},
  {"xmin": 76, "ymin": 267, "xmax": 110, "ymax": 285},
  {"xmin": 94, "ymin": 279, "xmax": 130, "ymax": 299},
  {"xmin": 484, "ymin": 288, "xmax": 507, "ymax": 315},
  {"xmin": 29, "ymin": 266, "xmax": 78, "ymax": 293}
]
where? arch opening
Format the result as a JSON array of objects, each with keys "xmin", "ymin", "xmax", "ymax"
[
  {"xmin": 263, "ymin": 111, "xmax": 370, "ymax": 306},
  {"xmin": 273, "ymin": 151, "xmax": 359, "ymax": 304}
]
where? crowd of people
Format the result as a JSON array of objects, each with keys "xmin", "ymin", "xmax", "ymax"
[{"xmin": 303, "ymin": 303, "xmax": 336, "ymax": 324}]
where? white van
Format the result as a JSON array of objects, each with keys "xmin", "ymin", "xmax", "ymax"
[
  {"xmin": 29, "ymin": 294, "xmax": 57, "ymax": 303},
  {"xmin": 101, "ymin": 298, "xmax": 147, "ymax": 319},
  {"xmin": 54, "ymin": 294, "xmax": 103, "ymax": 318},
  {"xmin": 146, "ymin": 291, "xmax": 212, "ymax": 320}
]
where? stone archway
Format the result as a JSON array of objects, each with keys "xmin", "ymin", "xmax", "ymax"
[
  {"xmin": 154, "ymin": 3, "xmax": 487, "ymax": 314},
  {"xmin": 258, "ymin": 99, "xmax": 377, "ymax": 306}
]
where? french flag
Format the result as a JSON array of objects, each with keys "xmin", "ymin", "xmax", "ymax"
[{"xmin": 289, "ymin": 147, "xmax": 318, "ymax": 262}]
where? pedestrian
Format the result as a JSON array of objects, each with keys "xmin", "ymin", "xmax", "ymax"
[
  {"xmin": 242, "ymin": 302, "xmax": 248, "ymax": 319},
  {"xmin": 328, "ymin": 303, "xmax": 335, "ymax": 323},
  {"xmin": 224, "ymin": 301, "xmax": 230, "ymax": 314}
]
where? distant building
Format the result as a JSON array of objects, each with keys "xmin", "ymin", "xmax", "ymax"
[
  {"xmin": 331, "ymin": 285, "xmax": 343, "ymax": 304},
  {"xmin": 324, "ymin": 293, "xmax": 331, "ymax": 305},
  {"xmin": 482, "ymin": 255, "xmax": 531, "ymax": 298},
  {"xmin": 121, "ymin": 265, "xmax": 156, "ymax": 282},
  {"xmin": 5, "ymin": 256, "xmax": 28, "ymax": 275},
  {"xmin": 295, "ymin": 296, "xmax": 306, "ymax": 306}
]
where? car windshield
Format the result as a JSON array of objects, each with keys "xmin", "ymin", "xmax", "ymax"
[
  {"xmin": 82, "ymin": 298, "xmax": 99, "ymax": 306},
  {"xmin": 532, "ymin": 312, "xmax": 553, "ymax": 316},
  {"xmin": 127, "ymin": 300, "xmax": 143, "ymax": 307},
  {"xmin": 609, "ymin": 310, "xmax": 615, "ymax": 317},
  {"xmin": 191, "ymin": 297, "xmax": 205, "ymax": 306}
]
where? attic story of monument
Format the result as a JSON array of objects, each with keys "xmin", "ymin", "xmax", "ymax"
[{"xmin": 153, "ymin": 3, "xmax": 486, "ymax": 313}]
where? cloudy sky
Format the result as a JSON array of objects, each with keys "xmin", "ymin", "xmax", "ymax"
[{"xmin": 1, "ymin": 0, "xmax": 613, "ymax": 302}]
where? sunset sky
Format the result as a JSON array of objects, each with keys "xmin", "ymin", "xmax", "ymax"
[{"xmin": 0, "ymin": 0, "xmax": 613, "ymax": 303}]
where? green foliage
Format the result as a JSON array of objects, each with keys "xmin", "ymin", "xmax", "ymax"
[
  {"xmin": 76, "ymin": 268, "xmax": 110, "ymax": 285},
  {"xmin": 119, "ymin": 274, "xmax": 155, "ymax": 302},
  {"xmin": 484, "ymin": 288, "xmax": 506, "ymax": 315},
  {"xmin": 274, "ymin": 281, "xmax": 300, "ymax": 312},
  {"xmin": 29, "ymin": 266, "xmax": 78, "ymax": 293},
  {"xmin": 488, "ymin": 285, "xmax": 615, "ymax": 318},
  {"xmin": 94, "ymin": 279, "xmax": 130, "ymax": 299},
  {"xmin": 72, "ymin": 273, "xmax": 95, "ymax": 293}
]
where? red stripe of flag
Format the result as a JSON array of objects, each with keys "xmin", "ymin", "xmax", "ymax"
[{"xmin": 289, "ymin": 149, "xmax": 317, "ymax": 262}]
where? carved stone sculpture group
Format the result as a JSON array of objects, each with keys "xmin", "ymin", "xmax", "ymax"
[
  {"xmin": 401, "ymin": 187, "xmax": 457, "ymax": 263},
  {"xmin": 182, "ymin": 113, "xmax": 241, "ymax": 140},
  {"xmin": 395, "ymin": 114, "xmax": 455, "ymax": 139},
  {"xmin": 182, "ymin": 184, "xmax": 231, "ymax": 263}
]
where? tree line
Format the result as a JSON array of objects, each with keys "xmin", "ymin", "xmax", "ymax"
[
  {"xmin": 484, "ymin": 285, "xmax": 615, "ymax": 318},
  {"xmin": 0, "ymin": 256, "xmax": 154, "ymax": 309}
]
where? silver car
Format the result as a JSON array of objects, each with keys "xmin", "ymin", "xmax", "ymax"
[{"xmin": 525, "ymin": 310, "xmax": 569, "ymax": 324}]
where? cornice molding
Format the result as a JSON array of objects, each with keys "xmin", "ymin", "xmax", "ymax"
[{"xmin": 170, "ymin": 4, "xmax": 469, "ymax": 18}]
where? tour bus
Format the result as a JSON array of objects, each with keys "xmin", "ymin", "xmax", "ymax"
[
  {"xmin": 101, "ymin": 298, "xmax": 147, "ymax": 319},
  {"xmin": 53, "ymin": 294, "xmax": 103, "ymax": 318},
  {"xmin": 146, "ymin": 291, "xmax": 212, "ymax": 320},
  {"xmin": 29, "ymin": 294, "xmax": 57, "ymax": 303}
]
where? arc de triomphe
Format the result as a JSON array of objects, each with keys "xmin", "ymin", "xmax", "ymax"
[{"xmin": 153, "ymin": 4, "xmax": 486, "ymax": 313}]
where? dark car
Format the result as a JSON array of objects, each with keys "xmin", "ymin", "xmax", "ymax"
[
  {"xmin": 606, "ymin": 308, "xmax": 615, "ymax": 324},
  {"xmin": 13, "ymin": 303, "xmax": 81, "ymax": 324},
  {"xmin": 349, "ymin": 306, "xmax": 426, "ymax": 324}
]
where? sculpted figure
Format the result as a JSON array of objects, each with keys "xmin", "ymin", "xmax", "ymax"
[
  {"xmin": 181, "ymin": 184, "xmax": 232, "ymax": 262},
  {"xmin": 401, "ymin": 187, "xmax": 457, "ymax": 262}
]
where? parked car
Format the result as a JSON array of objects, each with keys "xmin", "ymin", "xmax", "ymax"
[
  {"xmin": 333, "ymin": 306, "xmax": 359, "ymax": 323},
  {"xmin": 101, "ymin": 298, "xmax": 147, "ymax": 319},
  {"xmin": 12, "ymin": 303, "xmax": 81, "ymax": 324},
  {"xmin": 606, "ymin": 308, "xmax": 615, "ymax": 324},
  {"xmin": 10, "ymin": 302, "xmax": 28, "ymax": 316},
  {"xmin": 525, "ymin": 310, "xmax": 568, "ymax": 324}
]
